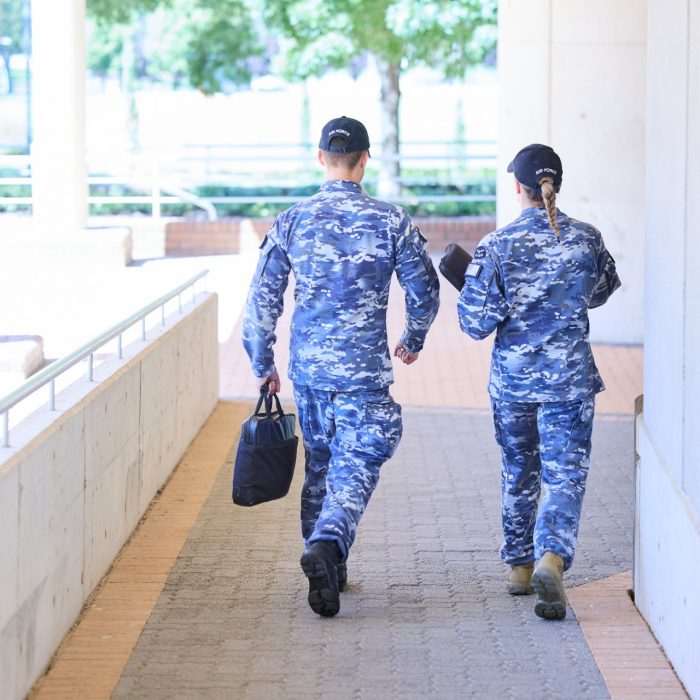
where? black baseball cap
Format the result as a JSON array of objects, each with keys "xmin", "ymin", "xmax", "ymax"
[
  {"xmin": 319, "ymin": 116, "xmax": 370, "ymax": 153},
  {"xmin": 507, "ymin": 143, "xmax": 563, "ymax": 193}
]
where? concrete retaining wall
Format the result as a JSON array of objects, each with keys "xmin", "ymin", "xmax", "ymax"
[{"xmin": 0, "ymin": 293, "xmax": 219, "ymax": 700}]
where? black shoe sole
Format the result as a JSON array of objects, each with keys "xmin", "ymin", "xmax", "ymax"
[
  {"xmin": 531, "ymin": 569, "xmax": 567, "ymax": 620},
  {"xmin": 300, "ymin": 551, "xmax": 340, "ymax": 617}
]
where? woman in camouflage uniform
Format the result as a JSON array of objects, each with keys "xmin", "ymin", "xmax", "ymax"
[{"xmin": 458, "ymin": 144, "xmax": 621, "ymax": 620}]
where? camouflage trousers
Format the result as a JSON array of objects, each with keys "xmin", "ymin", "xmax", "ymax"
[
  {"xmin": 293, "ymin": 384, "xmax": 403, "ymax": 559},
  {"xmin": 491, "ymin": 397, "xmax": 595, "ymax": 571}
]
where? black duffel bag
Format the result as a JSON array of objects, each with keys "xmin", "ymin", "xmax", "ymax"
[{"xmin": 232, "ymin": 387, "xmax": 298, "ymax": 507}]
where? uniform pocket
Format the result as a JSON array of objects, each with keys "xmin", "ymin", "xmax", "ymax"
[
  {"xmin": 255, "ymin": 235, "xmax": 276, "ymax": 281},
  {"xmin": 466, "ymin": 264, "xmax": 497, "ymax": 311},
  {"xmin": 491, "ymin": 399, "xmax": 504, "ymax": 447},
  {"xmin": 361, "ymin": 396, "xmax": 403, "ymax": 460},
  {"xmin": 564, "ymin": 398, "xmax": 595, "ymax": 454}
]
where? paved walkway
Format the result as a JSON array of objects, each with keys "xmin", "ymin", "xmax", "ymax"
[
  {"xmin": 112, "ymin": 409, "xmax": 635, "ymax": 700},
  {"xmin": 30, "ymin": 258, "xmax": 690, "ymax": 698}
]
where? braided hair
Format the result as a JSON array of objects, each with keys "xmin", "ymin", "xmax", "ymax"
[{"xmin": 522, "ymin": 176, "xmax": 560, "ymax": 237}]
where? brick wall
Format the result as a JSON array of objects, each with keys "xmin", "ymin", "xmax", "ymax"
[
  {"xmin": 164, "ymin": 216, "xmax": 496, "ymax": 257},
  {"xmin": 414, "ymin": 216, "xmax": 495, "ymax": 253},
  {"xmin": 165, "ymin": 219, "xmax": 271, "ymax": 256}
]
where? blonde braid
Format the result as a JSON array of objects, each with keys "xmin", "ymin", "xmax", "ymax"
[{"xmin": 539, "ymin": 176, "xmax": 560, "ymax": 237}]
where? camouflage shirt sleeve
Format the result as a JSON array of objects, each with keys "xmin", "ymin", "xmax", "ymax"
[
  {"xmin": 242, "ymin": 218, "xmax": 292, "ymax": 378},
  {"xmin": 457, "ymin": 243, "xmax": 509, "ymax": 340},
  {"xmin": 589, "ymin": 246, "xmax": 621, "ymax": 309},
  {"xmin": 394, "ymin": 221, "xmax": 441, "ymax": 353}
]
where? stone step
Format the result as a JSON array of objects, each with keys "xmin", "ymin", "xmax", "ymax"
[{"xmin": 0, "ymin": 335, "xmax": 45, "ymax": 378}]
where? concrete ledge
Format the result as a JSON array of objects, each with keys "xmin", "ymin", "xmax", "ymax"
[
  {"xmin": 0, "ymin": 293, "xmax": 219, "ymax": 700},
  {"xmin": 0, "ymin": 224, "xmax": 133, "ymax": 267},
  {"xmin": 164, "ymin": 215, "xmax": 496, "ymax": 256},
  {"xmin": 0, "ymin": 335, "xmax": 45, "ymax": 376},
  {"xmin": 84, "ymin": 226, "xmax": 134, "ymax": 266}
]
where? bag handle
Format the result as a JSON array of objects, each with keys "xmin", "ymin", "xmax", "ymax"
[{"xmin": 254, "ymin": 383, "xmax": 285, "ymax": 417}]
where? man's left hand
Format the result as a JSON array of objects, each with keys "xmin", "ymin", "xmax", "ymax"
[{"xmin": 393, "ymin": 344, "xmax": 419, "ymax": 365}]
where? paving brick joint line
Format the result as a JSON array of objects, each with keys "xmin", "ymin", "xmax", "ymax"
[{"xmin": 112, "ymin": 408, "xmax": 635, "ymax": 700}]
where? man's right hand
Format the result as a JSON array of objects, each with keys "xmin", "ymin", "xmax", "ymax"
[
  {"xmin": 393, "ymin": 344, "xmax": 419, "ymax": 365},
  {"xmin": 257, "ymin": 370, "xmax": 281, "ymax": 395}
]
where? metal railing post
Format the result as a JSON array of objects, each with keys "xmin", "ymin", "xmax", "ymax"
[{"xmin": 151, "ymin": 155, "xmax": 161, "ymax": 221}]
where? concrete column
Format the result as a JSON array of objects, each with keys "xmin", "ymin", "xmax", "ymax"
[
  {"xmin": 497, "ymin": 0, "xmax": 646, "ymax": 343},
  {"xmin": 635, "ymin": 2, "xmax": 700, "ymax": 696},
  {"xmin": 30, "ymin": 0, "xmax": 87, "ymax": 234}
]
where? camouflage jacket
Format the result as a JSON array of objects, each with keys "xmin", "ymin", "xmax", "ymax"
[
  {"xmin": 458, "ymin": 206, "xmax": 621, "ymax": 402},
  {"xmin": 243, "ymin": 179, "xmax": 440, "ymax": 391}
]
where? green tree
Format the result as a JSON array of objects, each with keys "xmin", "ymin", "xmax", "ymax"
[
  {"xmin": 87, "ymin": 0, "xmax": 261, "ymax": 93},
  {"xmin": 263, "ymin": 0, "xmax": 497, "ymax": 197},
  {"xmin": 0, "ymin": 0, "xmax": 27, "ymax": 94},
  {"xmin": 86, "ymin": 19, "xmax": 124, "ymax": 79},
  {"xmin": 149, "ymin": 0, "xmax": 261, "ymax": 93},
  {"xmin": 87, "ymin": 0, "xmax": 168, "ymax": 26}
]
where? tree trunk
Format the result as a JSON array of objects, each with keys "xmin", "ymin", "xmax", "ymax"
[
  {"xmin": 1, "ymin": 55, "xmax": 13, "ymax": 94},
  {"xmin": 121, "ymin": 27, "xmax": 139, "ymax": 150},
  {"xmin": 374, "ymin": 55, "xmax": 400, "ymax": 200}
]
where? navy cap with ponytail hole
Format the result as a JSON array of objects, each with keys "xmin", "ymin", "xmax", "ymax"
[{"xmin": 507, "ymin": 144, "xmax": 563, "ymax": 194}]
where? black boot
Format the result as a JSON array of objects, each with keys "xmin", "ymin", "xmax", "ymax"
[
  {"xmin": 300, "ymin": 541, "xmax": 341, "ymax": 617},
  {"xmin": 337, "ymin": 560, "xmax": 347, "ymax": 593}
]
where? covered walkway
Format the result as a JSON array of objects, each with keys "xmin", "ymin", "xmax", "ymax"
[{"xmin": 29, "ymin": 277, "xmax": 686, "ymax": 699}]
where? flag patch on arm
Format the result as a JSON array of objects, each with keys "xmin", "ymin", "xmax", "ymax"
[{"xmin": 466, "ymin": 262, "xmax": 483, "ymax": 278}]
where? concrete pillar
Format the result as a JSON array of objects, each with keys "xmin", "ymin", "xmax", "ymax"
[
  {"xmin": 30, "ymin": 0, "xmax": 87, "ymax": 233},
  {"xmin": 635, "ymin": 2, "xmax": 700, "ymax": 696},
  {"xmin": 497, "ymin": 0, "xmax": 646, "ymax": 344}
]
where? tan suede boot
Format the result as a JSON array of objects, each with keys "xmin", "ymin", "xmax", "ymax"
[
  {"xmin": 507, "ymin": 563, "xmax": 534, "ymax": 595},
  {"xmin": 531, "ymin": 552, "xmax": 567, "ymax": 620}
]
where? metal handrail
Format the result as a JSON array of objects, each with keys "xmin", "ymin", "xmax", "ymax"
[
  {"xmin": 0, "ymin": 269, "xmax": 209, "ymax": 448},
  {"xmin": 0, "ymin": 142, "xmax": 497, "ymax": 215}
]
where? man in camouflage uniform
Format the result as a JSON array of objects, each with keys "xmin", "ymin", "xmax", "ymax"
[
  {"xmin": 243, "ymin": 116, "xmax": 440, "ymax": 617},
  {"xmin": 458, "ymin": 144, "xmax": 620, "ymax": 620}
]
